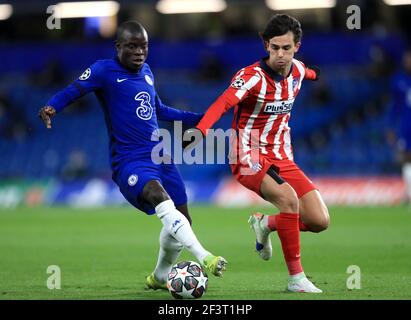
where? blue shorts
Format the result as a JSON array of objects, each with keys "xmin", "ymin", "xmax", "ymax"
[{"xmin": 112, "ymin": 161, "xmax": 187, "ymax": 215}]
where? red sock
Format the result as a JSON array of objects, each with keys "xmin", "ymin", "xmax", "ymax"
[
  {"xmin": 275, "ymin": 213, "xmax": 303, "ymax": 275},
  {"xmin": 267, "ymin": 214, "xmax": 278, "ymax": 231},
  {"xmin": 268, "ymin": 215, "xmax": 311, "ymax": 232},
  {"xmin": 298, "ymin": 220, "xmax": 310, "ymax": 232}
]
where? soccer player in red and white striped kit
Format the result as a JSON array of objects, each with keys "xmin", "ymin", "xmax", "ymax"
[{"xmin": 184, "ymin": 14, "xmax": 330, "ymax": 293}]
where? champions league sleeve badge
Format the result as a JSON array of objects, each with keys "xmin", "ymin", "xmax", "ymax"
[
  {"xmin": 79, "ymin": 68, "xmax": 91, "ymax": 80},
  {"xmin": 231, "ymin": 78, "xmax": 245, "ymax": 89}
]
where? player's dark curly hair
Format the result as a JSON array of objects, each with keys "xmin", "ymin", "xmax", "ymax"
[
  {"xmin": 260, "ymin": 14, "xmax": 302, "ymax": 44},
  {"xmin": 116, "ymin": 21, "xmax": 146, "ymax": 42}
]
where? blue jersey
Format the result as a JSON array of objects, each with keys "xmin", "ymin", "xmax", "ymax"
[
  {"xmin": 388, "ymin": 71, "xmax": 411, "ymax": 141},
  {"xmin": 47, "ymin": 57, "xmax": 202, "ymax": 171}
]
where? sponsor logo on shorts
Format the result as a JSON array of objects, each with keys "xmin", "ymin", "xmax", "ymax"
[
  {"xmin": 264, "ymin": 99, "xmax": 294, "ymax": 114},
  {"xmin": 128, "ymin": 174, "xmax": 138, "ymax": 186}
]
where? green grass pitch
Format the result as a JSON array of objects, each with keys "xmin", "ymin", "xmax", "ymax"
[{"xmin": 0, "ymin": 205, "xmax": 410, "ymax": 300}]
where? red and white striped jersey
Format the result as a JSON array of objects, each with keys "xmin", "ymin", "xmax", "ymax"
[{"xmin": 196, "ymin": 58, "xmax": 317, "ymax": 162}]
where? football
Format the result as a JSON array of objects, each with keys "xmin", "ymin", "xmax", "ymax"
[{"xmin": 167, "ymin": 261, "xmax": 208, "ymax": 299}]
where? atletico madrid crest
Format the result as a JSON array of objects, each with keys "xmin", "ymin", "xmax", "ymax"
[{"xmin": 292, "ymin": 77, "xmax": 300, "ymax": 91}]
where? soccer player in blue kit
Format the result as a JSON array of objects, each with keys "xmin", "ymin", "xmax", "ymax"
[{"xmin": 38, "ymin": 21, "xmax": 227, "ymax": 290}]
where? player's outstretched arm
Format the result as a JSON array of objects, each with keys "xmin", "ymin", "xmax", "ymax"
[
  {"xmin": 181, "ymin": 95, "xmax": 230, "ymax": 151},
  {"xmin": 182, "ymin": 70, "xmax": 258, "ymax": 150},
  {"xmin": 39, "ymin": 63, "xmax": 103, "ymax": 129},
  {"xmin": 155, "ymin": 94, "xmax": 203, "ymax": 126},
  {"xmin": 38, "ymin": 106, "xmax": 56, "ymax": 129}
]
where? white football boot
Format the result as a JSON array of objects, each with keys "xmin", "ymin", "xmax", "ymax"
[
  {"xmin": 287, "ymin": 273, "xmax": 322, "ymax": 293},
  {"xmin": 248, "ymin": 213, "xmax": 272, "ymax": 261}
]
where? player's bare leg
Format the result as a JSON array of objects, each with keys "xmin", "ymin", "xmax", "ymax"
[
  {"xmin": 249, "ymin": 173, "xmax": 321, "ymax": 293},
  {"xmin": 258, "ymin": 184, "xmax": 329, "ymax": 233},
  {"xmin": 298, "ymin": 190, "xmax": 330, "ymax": 233}
]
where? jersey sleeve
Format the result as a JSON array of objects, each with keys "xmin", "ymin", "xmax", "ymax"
[
  {"xmin": 46, "ymin": 61, "xmax": 104, "ymax": 113},
  {"xmin": 196, "ymin": 70, "xmax": 261, "ymax": 136},
  {"xmin": 155, "ymin": 94, "xmax": 203, "ymax": 125},
  {"xmin": 304, "ymin": 68, "xmax": 318, "ymax": 80},
  {"xmin": 297, "ymin": 60, "xmax": 318, "ymax": 81}
]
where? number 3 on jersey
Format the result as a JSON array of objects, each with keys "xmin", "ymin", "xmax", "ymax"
[{"xmin": 135, "ymin": 91, "xmax": 153, "ymax": 120}]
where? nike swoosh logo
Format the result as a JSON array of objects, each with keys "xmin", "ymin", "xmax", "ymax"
[
  {"xmin": 117, "ymin": 78, "xmax": 127, "ymax": 83},
  {"xmin": 174, "ymin": 225, "xmax": 184, "ymax": 234}
]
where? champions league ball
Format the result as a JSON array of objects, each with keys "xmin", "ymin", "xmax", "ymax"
[{"xmin": 167, "ymin": 261, "xmax": 208, "ymax": 299}]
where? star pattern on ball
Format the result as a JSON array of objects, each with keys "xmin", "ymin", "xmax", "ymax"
[{"xmin": 173, "ymin": 265, "xmax": 190, "ymax": 282}]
